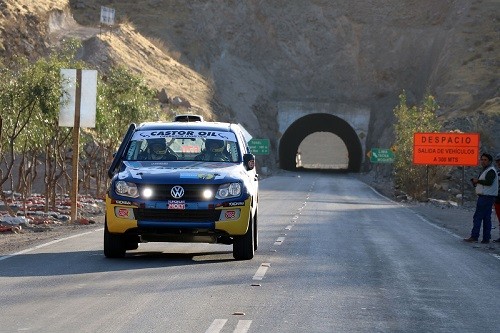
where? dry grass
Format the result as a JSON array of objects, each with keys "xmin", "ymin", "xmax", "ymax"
[{"xmin": 96, "ymin": 23, "xmax": 214, "ymax": 115}]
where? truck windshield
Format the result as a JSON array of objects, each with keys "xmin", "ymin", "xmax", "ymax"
[{"xmin": 124, "ymin": 130, "xmax": 240, "ymax": 163}]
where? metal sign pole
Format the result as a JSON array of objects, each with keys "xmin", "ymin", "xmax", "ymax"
[
  {"xmin": 461, "ymin": 166, "xmax": 465, "ymax": 206},
  {"xmin": 70, "ymin": 69, "xmax": 82, "ymax": 223},
  {"xmin": 426, "ymin": 165, "xmax": 429, "ymax": 200}
]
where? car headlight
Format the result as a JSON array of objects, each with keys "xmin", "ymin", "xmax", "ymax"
[
  {"xmin": 215, "ymin": 182, "xmax": 242, "ymax": 199},
  {"xmin": 115, "ymin": 181, "xmax": 139, "ymax": 198}
]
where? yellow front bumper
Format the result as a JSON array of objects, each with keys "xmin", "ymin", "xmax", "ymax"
[{"xmin": 105, "ymin": 195, "xmax": 252, "ymax": 236}]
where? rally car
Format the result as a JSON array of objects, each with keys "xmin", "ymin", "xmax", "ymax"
[{"xmin": 105, "ymin": 121, "xmax": 259, "ymax": 260}]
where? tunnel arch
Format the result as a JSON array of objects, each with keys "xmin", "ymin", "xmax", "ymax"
[{"xmin": 279, "ymin": 113, "xmax": 363, "ymax": 172}]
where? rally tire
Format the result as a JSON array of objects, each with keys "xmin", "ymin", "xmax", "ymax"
[
  {"xmin": 233, "ymin": 214, "xmax": 255, "ymax": 260},
  {"xmin": 125, "ymin": 240, "xmax": 139, "ymax": 251},
  {"xmin": 104, "ymin": 220, "xmax": 126, "ymax": 258},
  {"xmin": 125, "ymin": 235, "xmax": 140, "ymax": 250}
]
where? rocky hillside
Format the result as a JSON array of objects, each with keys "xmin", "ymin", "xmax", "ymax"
[{"xmin": 1, "ymin": 0, "xmax": 499, "ymax": 167}]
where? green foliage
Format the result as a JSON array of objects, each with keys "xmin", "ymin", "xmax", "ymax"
[
  {"xmin": 393, "ymin": 91, "xmax": 442, "ymax": 200},
  {"xmin": 0, "ymin": 39, "xmax": 84, "ymax": 155},
  {"xmin": 0, "ymin": 38, "xmax": 161, "ymax": 199},
  {"xmin": 95, "ymin": 66, "xmax": 159, "ymax": 149}
]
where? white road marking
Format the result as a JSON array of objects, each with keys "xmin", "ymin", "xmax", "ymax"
[
  {"xmin": 205, "ymin": 319, "xmax": 252, "ymax": 333},
  {"xmin": 414, "ymin": 214, "xmax": 461, "ymax": 239},
  {"xmin": 274, "ymin": 236, "xmax": 285, "ymax": 245},
  {"xmin": 233, "ymin": 320, "xmax": 252, "ymax": 332},
  {"xmin": 0, "ymin": 228, "xmax": 103, "ymax": 262},
  {"xmin": 253, "ymin": 262, "xmax": 270, "ymax": 280},
  {"xmin": 205, "ymin": 319, "xmax": 227, "ymax": 333}
]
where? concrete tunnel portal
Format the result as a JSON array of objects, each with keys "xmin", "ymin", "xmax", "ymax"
[{"xmin": 279, "ymin": 113, "xmax": 363, "ymax": 172}]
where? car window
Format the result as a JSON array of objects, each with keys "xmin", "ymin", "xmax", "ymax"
[{"xmin": 124, "ymin": 129, "xmax": 240, "ymax": 162}]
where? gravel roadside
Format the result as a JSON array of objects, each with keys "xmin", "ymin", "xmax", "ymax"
[{"xmin": 0, "ymin": 215, "xmax": 104, "ymax": 257}]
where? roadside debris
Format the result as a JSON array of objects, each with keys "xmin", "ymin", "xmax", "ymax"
[{"xmin": 0, "ymin": 193, "xmax": 104, "ymax": 234}]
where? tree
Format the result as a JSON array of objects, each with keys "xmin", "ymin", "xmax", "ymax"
[
  {"xmin": 0, "ymin": 55, "xmax": 65, "ymax": 214},
  {"xmin": 0, "ymin": 40, "xmax": 162, "ymax": 208},
  {"xmin": 0, "ymin": 39, "xmax": 86, "ymax": 213},
  {"xmin": 393, "ymin": 91, "xmax": 442, "ymax": 200}
]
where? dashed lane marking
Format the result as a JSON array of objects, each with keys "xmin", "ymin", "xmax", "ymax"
[
  {"xmin": 253, "ymin": 262, "xmax": 270, "ymax": 280},
  {"xmin": 205, "ymin": 319, "xmax": 227, "ymax": 333},
  {"xmin": 205, "ymin": 319, "xmax": 252, "ymax": 333},
  {"xmin": 274, "ymin": 237, "xmax": 285, "ymax": 246},
  {"xmin": 234, "ymin": 320, "xmax": 252, "ymax": 332}
]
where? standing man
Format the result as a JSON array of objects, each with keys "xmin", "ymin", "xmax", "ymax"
[
  {"xmin": 493, "ymin": 153, "xmax": 500, "ymax": 242},
  {"xmin": 464, "ymin": 153, "xmax": 499, "ymax": 244}
]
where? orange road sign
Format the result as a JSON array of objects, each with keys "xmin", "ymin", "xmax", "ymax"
[{"xmin": 413, "ymin": 132, "xmax": 480, "ymax": 166}]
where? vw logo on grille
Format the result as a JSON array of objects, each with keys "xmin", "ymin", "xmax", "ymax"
[{"xmin": 171, "ymin": 185, "xmax": 185, "ymax": 199}]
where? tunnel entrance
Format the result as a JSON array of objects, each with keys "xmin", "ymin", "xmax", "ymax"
[
  {"xmin": 279, "ymin": 113, "xmax": 363, "ymax": 172},
  {"xmin": 297, "ymin": 132, "xmax": 349, "ymax": 169}
]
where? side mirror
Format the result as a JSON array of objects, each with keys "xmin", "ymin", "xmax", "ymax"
[{"xmin": 243, "ymin": 153, "xmax": 255, "ymax": 170}]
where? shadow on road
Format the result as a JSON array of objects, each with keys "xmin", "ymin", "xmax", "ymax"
[{"xmin": 0, "ymin": 249, "xmax": 235, "ymax": 277}]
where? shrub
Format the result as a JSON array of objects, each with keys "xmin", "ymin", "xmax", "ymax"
[{"xmin": 393, "ymin": 91, "xmax": 443, "ymax": 200}]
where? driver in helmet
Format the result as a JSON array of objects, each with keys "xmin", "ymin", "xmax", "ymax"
[
  {"xmin": 148, "ymin": 138, "xmax": 177, "ymax": 161},
  {"xmin": 195, "ymin": 138, "xmax": 229, "ymax": 162}
]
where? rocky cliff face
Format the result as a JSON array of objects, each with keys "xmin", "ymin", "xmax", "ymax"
[
  {"xmin": 3, "ymin": 0, "xmax": 499, "ymax": 163},
  {"xmin": 72, "ymin": 0, "xmax": 498, "ymax": 153}
]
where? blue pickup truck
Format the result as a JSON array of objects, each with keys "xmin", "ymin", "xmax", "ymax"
[{"xmin": 105, "ymin": 121, "xmax": 259, "ymax": 260}]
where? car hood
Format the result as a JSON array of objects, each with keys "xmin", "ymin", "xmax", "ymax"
[{"xmin": 116, "ymin": 160, "xmax": 246, "ymax": 184}]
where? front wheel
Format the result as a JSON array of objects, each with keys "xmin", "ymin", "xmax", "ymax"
[
  {"xmin": 233, "ymin": 214, "xmax": 255, "ymax": 260},
  {"xmin": 104, "ymin": 220, "xmax": 126, "ymax": 258}
]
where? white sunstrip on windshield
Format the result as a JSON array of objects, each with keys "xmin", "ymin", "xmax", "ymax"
[{"xmin": 132, "ymin": 130, "xmax": 237, "ymax": 142}]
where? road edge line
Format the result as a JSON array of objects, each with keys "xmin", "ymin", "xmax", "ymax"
[{"xmin": 0, "ymin": 228, "xmax": 103, "ymax": 262}]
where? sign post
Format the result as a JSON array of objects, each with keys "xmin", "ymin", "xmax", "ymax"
[
  {"xmin": 100, "ymin": 6, "xmax": 115, "ymax": 34},
  {"xmin": 70, "ymin": 69, "xmax": 82, "ymax": 224},
  {"xmin": 60, "ymin": 69, "xmax": 97, "ymax": 223}
]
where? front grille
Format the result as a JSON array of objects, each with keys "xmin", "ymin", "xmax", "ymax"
[
  {"xmin": 134, "ymin": 208, "xmax": 219, "ymax": 222},
  {"xmin": 137, "ymin": 184, "xmax": 218, "ymax": 201}
]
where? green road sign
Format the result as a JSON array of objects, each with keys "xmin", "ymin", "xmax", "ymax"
[
  {"xmin": 248, "ymin": 139, "xmax": 270, "ymax": 155},
  {"xmin": 370, "ymin": 148, "xmax": 395, "ymax": 163}
]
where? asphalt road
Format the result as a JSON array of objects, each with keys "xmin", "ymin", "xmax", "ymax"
[{"xmin": 0, "ymin": 172, "xmax": 499, "ymax": 333}]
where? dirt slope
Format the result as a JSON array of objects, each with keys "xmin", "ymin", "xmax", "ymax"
[
  {"xmin": 68, "ymin": 0, "xmax": 499, "ymax": 151},
  {"xmin": 0, "ymin": 0, "xmax": 216, "ymax": 119},
  {"xmin": 1, "ymin": 0, "xmax": 499, "ymax": 161}
]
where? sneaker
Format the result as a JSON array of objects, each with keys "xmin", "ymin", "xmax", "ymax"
[
  {"xmin": 480, "ymin": 240, "xmax": 490, "ymax": 244},
  {"xmin": 493, "ymin": 238, "xmax": 500, "ymax": 243},
  {"xmin": 463, "ymin": 237, "xmax": 478, "ymax": 243}
]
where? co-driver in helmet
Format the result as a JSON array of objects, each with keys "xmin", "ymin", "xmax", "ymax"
[{"xmin": 195, "ymin": 138, "xmax": 229, "ymax": 162}]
